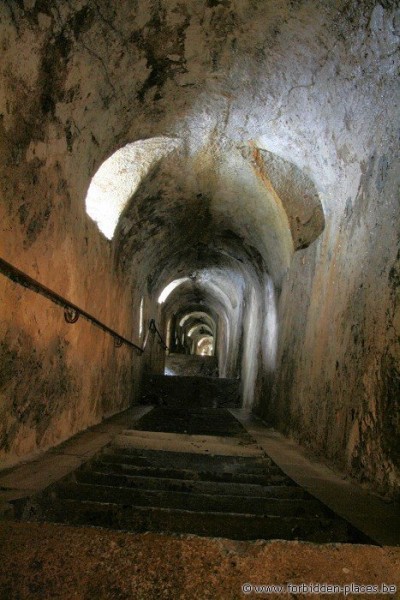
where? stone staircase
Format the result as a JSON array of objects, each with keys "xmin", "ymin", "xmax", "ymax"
[
  {"xmin": 139, "ymin": 374, "xmax": 240, "ymax": 408},
  {"xmin": 164, "ymin": 353, "xmax": 218, "ymax": 377},
  {"xmin": 15, "ymin": 378, "xmax": 372, "ymax": 544}
]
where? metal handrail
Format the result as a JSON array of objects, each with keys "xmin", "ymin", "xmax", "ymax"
[
  {"xmin": 149, "ymin": 318, "xmax": 169, "ymax": 351},
  {"xmin": 0, "ymin": 257, "xmax": 169, "ymax": 354}
]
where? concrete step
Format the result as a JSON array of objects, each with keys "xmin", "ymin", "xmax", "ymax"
[
  {"xmin": 131, "ymin": 407, "xmax": 248, "ymax": 437},
  {"xmin": 75, "ymin": 470, "xmax": 312, "ymax": 499},
  {"xmin": 91, "ymin": 459, "xmax": 294, "ymax": 486},
  {"xmin": 105, "ymin": 444, "xmax": 272, "ymax": 461},
  {"xmin": 119, "ymin": 428, "xmax": 255, "ymax": 445},
  {"xmin": 102, "ymin": 446, "xmax": 277, "ymax": 472},
  {"xmin": 165, "ymin": 354, "xmax": 218, "ymax": 377},
  {"xmin": 22, "ymin": 498, "xmax": 365, "ymax": 543},
  {"xmin": 51, "ymin": 482, "xmax": 331, "ymax": 518},
  {"xmin": 140, "ymin": 375, "xmax": 241, "ymax": 408},
  {"xmin": 113, "ymin": 431, "xmax": 260, "ymax": 457}
]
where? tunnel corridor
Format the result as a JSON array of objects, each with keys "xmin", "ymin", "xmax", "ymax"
[
  {"xmin": 14, "ymin": 382, "xmax": 373, "ymax": 544},
  {"xmin": 0, "ymin": 0, "xmax": 399, "ymax": 596}
]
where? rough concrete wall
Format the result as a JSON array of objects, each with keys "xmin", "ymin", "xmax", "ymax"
[
  {"xmin": 0, "ymin": 8, "xmax": 136, "ymax": 469},
  {"xmin": 0, "ymin": 122, "xmax": 145, "ymax": 468},
  {"xmin": 262, "ymin": 129, "xmax": 400, "ymax": 499},
  {"xmin": 0, "ymin": 238, "xmax": 141, "ymax": 471}
]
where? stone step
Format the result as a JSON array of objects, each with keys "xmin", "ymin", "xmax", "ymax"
[
  {"xmin": 102, "ymin": 446, "xmax": 277, "ymax": 472},
  {"xmin": 140, "ymin": 375, "xmax": 241, "ymax": 408},
  {"xmin": 105, "ymin": 444, "xmax": 272, "ymax": 461},
  {"xmin": 113, "ymin": 431, "xmax": 260, "ymax": 457},
  {"xmin": 119, "ymin": 429, "xmax": 255, "ymax": 446},
  {"xmin": 132, "ymin": 407, "xmax": 247, "ymax": 436},
  {"xmin": 75, "ymin": 470, "xmax": 311, "ymax": 499},
  {"xmin": 52, "ymin": 482, "xmax": 331, "ymax": 518},
  {"xmin": 165, "ymin": 354, "xmax": 218, "ymax": 377},
  {"xmin": 22, "ymin": 498, "xmax": 364, "ymax": 543},
  {"xmin": 93, "ymin": 462, "xmax": 295, "ymax": 485}
]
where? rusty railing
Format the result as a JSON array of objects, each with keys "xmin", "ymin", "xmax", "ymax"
[{"xmin": 0, "ymin": 257, "xmax": 169, "ymax": 355}]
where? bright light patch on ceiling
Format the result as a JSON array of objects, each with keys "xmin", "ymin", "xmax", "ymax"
[
  {"xmin": 262, "ymin": 278, "xmax": 278, "ymax": 371},
  {"xmin": 139, "ymin": 297, "xmax": 144, "ymax": 337},
  {"xmin": 158, "ymin": 277, "xmax": 190, "ymax": 304},
  {"xmin": 85, "ymin": 137, "xmax": 181, "ymax": 239},
  {"xmin": 187, "ymin": 324, "xmax": 212, "ymax": 337},
  {"xmin": 179, "ymin": 314, "xmax": 194, "ymax": 327},
  {"xmin": 187, "ymin": 325, "xmax": 200, "ymax": 337},
  {"xmin": 179, "ymin": 312, "xmax": 213, "ymax": 328}
]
